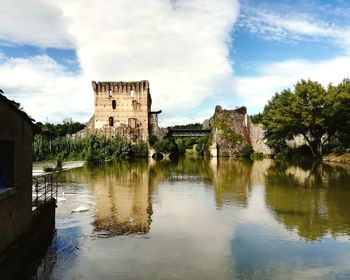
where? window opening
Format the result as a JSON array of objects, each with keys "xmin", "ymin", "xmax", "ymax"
[
  {"xmin": 0, "ymin": 140, "xmax": 15, "ymax": 189},
  {"xmin": 108, "ymin": 117, "xmax": 114, "ymax": 127}
]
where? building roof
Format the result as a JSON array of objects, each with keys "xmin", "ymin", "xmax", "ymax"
[{"xmin": 0, "ymin": 91, "xmax": 36, "ymax": 127}]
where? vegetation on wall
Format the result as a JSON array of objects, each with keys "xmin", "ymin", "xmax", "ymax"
[
  {"xmin": 261, "ymin": 79, "xmax": 350, "ymax": 158},
  {"xmin": 214, "ymin": 114, "xmax": 243, "ymax": 145}
]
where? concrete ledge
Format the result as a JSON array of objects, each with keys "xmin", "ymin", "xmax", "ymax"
[{"xmin": 0, "ymin": 199, "xmax": 56, "ymax": 279}]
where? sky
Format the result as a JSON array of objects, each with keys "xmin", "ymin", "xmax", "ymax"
[{"xmin": 0, "ymin": 0, "xmax": 350, "ymax": 126}]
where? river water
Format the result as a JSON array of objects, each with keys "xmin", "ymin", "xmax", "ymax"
[{"xmin": 33, "ymin": 158, "xmax": 350, "ymax": 279}]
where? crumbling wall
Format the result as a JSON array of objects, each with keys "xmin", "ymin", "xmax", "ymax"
[
  {"xmin": 211, "ymin": 106, "xmax": 250, "ymax": 157},
  {"xmin": 249, "ymin": 122, "xmax": 274, "ymax": 155},
  {"xmin": 206, "ymin": 105, "xmax": 274, "ymax": 157}
]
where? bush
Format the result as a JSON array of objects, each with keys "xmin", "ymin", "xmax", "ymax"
[
  {"xmin": 241, "ymin": 144, "xmax": 254, "ymax": 158},
  {"xmin": 153, "ymin": 138, "xmax": 178, "ymax": 154},
  {"xmin": 130, "ymin": 141, "xmax": 149, "ymax": 158},
  {"xmin": 250, "ymin": 152, "xmax": 264, "ymax": 160}
]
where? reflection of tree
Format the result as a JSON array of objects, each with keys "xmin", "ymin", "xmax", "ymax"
[{"xmin": 265, "ymin": 161, "xmax": 350, "ymax": 240}]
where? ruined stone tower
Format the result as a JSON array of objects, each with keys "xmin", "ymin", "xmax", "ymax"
[{"xmin": 82, "ymin": 80, "xmax": 160, "ymax": 142}]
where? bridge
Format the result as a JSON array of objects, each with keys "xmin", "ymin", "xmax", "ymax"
[{"xmin": 168, "ymin": 128, "xmax": 211, "ymax": 137}]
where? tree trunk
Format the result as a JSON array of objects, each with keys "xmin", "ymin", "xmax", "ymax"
[
  {"xmin": 300, "ymin": 132, "xmax": 317, "ymax": 157},
  {"xmin": 316, "ymin": 139, "xmax": 323, "ymax": 158}
]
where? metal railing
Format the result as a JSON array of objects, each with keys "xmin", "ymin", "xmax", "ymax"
[{"xmin": 32, "ymin": 173, "xmax": 58, "ymax": 215}]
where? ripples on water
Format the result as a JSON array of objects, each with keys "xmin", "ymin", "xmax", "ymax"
[{"xmin": 33, "ymin": 158, "xmax": 350, "ymax": 280}]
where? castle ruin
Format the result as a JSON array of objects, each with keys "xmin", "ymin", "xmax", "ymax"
[{"xmin": 79, "ymin": 80, "xmax": 161, "ymax": 142}]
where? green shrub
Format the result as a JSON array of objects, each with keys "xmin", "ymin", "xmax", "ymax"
[
  {"xmin": 241, "ymin": 144, "xmax": 254, "ymax": 158},
  {"xmin": 130, "ymin": 141, "xmax": 149, "ymax": 158},
  {"xmin": 153, "ymin": 138, "xmax": 178, "ymax": 154},
  {"xmin": 250, "ymin": 152, "xmax": 264, "ymax": 160}
]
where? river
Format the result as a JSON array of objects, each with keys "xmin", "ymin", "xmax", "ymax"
[{"xmin": 33, "ymin": 158, "xmax": 350, "ymax": 279}]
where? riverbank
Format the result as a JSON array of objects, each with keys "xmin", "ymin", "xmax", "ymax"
[
  {"xmin": 323, "ymin": 152, "xmax": 350, "ymax": 164},
  {"xmin": 33, "ymin": 161, "xmax": 85, "ymax": 176}
]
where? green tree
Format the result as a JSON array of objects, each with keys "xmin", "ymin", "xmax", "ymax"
[
  {"xmin": 262, "ymin": 79, "xmax": 331, "ymax": 158},
  {"xmin": 326, "ymin": 79, "xmax": 350, "ymax": 149}
]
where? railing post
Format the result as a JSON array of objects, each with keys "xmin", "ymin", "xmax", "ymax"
[
  {"xmin": 56, "ymin": 173, "xmax": 58, "ymax": 200},
  {"xmin": 44, "ymin": 176, "xmax": 47, "ymax": 203},
  {"xmin": 35, "ymin": 178, "xmax": 38, "ymax": 207},
  {"xmin": 50, "ymin": 173, "xmax": 53, "ymax": 199}
]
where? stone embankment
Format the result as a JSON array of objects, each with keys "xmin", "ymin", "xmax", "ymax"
[{"xmin": 323, "ymin": 153, "xmax": 350, "ymax": 164}]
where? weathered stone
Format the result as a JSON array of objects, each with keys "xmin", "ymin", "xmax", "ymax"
[
  {"xmin": 248, "ymin": 122, "xmax": 274, "ymax": 155},
  {"xmin": 211, "ymin": 106, "xmax": 250, "ymax": 157},
  {"xmin": 75, "ymin": 80, "xmax": 161, "ymax": 142}
]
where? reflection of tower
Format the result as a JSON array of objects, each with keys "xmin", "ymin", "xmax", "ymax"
[{"xmin": 91, "ymin": 163, "xmax": 152, "ymax": 235}]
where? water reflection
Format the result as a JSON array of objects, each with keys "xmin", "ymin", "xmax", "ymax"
[
  {"xmin": 61, "ymin": 161, "xmax": 152, "ymax": 236},
  {"xmin": 264, "ymin": 161, "xmax": 350, "ymax": 241},
  {"xmin": 37, "ymin": 158, "xmax": 350, "ymax": 279}
]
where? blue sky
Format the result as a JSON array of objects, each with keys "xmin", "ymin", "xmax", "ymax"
[{"xmin": 0, "ymin": 0, "xmax": 350, "ymax": 125}]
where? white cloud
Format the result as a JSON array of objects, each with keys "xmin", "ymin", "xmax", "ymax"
[
  {"xmin": 2, "ymin": 0, "xmax": 350, "ymax": 125},
  {"xmin": 235, "ymin": 56, "xmax": 350, "ymax": 113},
  {"xmin": 52, "ymin": 0, "xmax": 239, "ymax": 121},
  {"xmin": 238, "ymin": 6, "xmax": 350, "ymax": 49},
  {"xmin": 0, "ymin": 0, "xmax": 239, "ymax": 125},
  {"xmin": 0, "ymin": 0, "xmax": 73, "ymax": 48},
  {"xmin": 0, "ymin": 55, "xmax": 91, "ymax": 122}
]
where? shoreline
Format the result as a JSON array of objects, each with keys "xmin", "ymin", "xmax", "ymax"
[
  {"xmin": 32, "ymin": 161, "xmax": 85, "ymax": 177},
  {"xmin": 322, "ymin": 152, "xmax": 350, "ymax": 164}
]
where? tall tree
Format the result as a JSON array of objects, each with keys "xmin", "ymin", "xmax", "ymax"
[
  {"xmin": 262, "ymin": 79, "xmax": 330, "ymax": 157},
  {"xmin": 326, "ymin": 79, "xmax": 350, "ymax": 148}
]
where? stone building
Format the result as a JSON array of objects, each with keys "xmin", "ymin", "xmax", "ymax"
[
  {"xmin": 78, "ymin": 80, "xmax": 161, "ymax": 142},
  {"xmin": 0, "ymin": 92, "xmax": 34, "ymax": 254}
]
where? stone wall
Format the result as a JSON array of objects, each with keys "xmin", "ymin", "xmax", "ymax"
[
  {"xmin": 90, "ymin": 81, "xmax": 152, "ymax": 142},
  {"xmin": 205, "ymin": 105, "xmax": 273, "ymax": 156},
  {"xmin": 249, "ymin": 122, "xmax": 274, "ymax": 155},
  {"xmin": 0, "ymin": 95, "xmax": 33, "ymax": 254},
  {"xmin": 211, "ymin": 105, "xmax": 250, "ymax": 157}
]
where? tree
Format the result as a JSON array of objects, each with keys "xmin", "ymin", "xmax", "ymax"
[
  {"xmin": 262, "ymin": 79, "xmax": 331, "ymax": 158},
  {"xmin": 326, "ymin": 79, "xmax": 350, "ymax": 149}
]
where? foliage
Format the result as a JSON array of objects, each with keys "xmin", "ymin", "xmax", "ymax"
[
  {"xmin": 149, "ymin": 134, "xmax": 158, "ymax": 146},
  {"xmin": 250, "ymin": 152, "xmax": 264, "ymax": 160},
  {"xmin": 214, "ymin": 114, "xmax": 243, "ymax": 144},
  {"xmin": 195, "ymin": 135, "xmax": 210, "ymax": 155},
  {"xmin": 35, "ymin": 120, "xmax": 85, "ymax": 139},
  {"xmin": 173, "ymin": 123, "xmax": 203, "ymax": 129},
  {"xmin": 153, "ymin": 137, "xmax": 178, "ymax": 154},
  {"xmin": 129, "ymin": 141, "xmax": 149, "ymax": 158},
  {"xmin": 262, "ymin": 79, "xmax": 350, "ymax": 158},
  {"xmin": 33, "ymin": 135, "xmax": 148, "ymax": 164},
  {"xmin": 175, "ymin": 138, "xmax": 186, "ymax": 156},
  {"xmin": 250, "ymin": 113, "xmax": 263, "ymax": 124},
  {"xmin": 241, "ymin": 144, "xmax": 254, "ymax": 159}
]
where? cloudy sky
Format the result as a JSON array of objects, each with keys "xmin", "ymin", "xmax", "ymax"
[{"xmin": 1, "ymin": 0, "xmax": 350, "ymax": 125}]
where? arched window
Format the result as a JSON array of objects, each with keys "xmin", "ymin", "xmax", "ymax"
[
  {"xmin": 112, "ymin": 100, "xmax": 116, "ymax": 109},
  {"xmin": 108, "ymin": 117, "xmax": 114, "ymax": 127}
]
